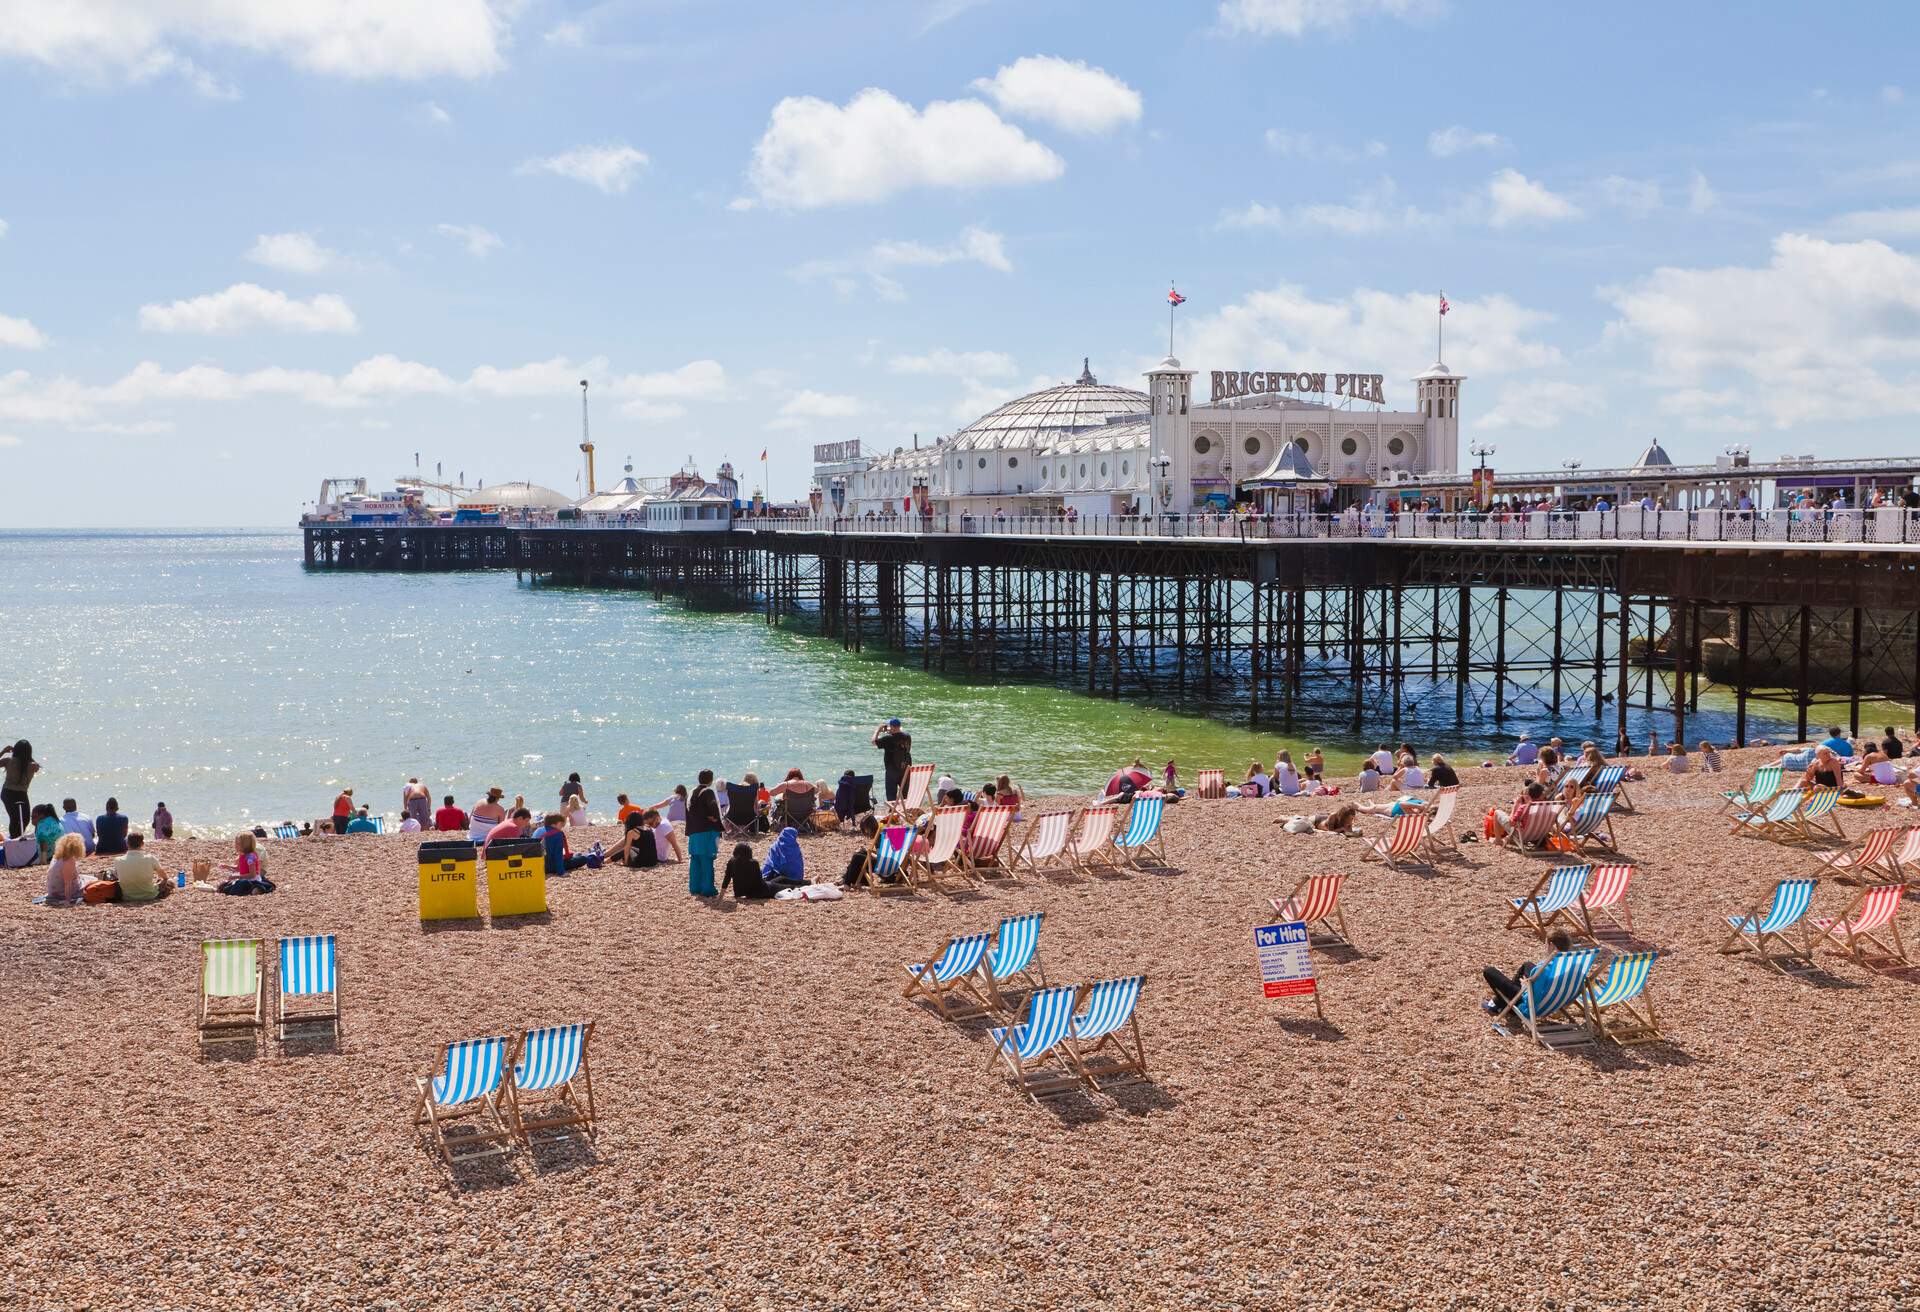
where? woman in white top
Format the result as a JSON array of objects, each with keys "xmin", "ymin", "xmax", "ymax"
[
  {"xmin": 564, "ymin": 791, "xmax": 590, "ymax": 828},
  {"xmin": 1394, "ymin": 753, "xmax": 1425, "ymax": 789},
  {"xmin": 469, "ymin": 788, "xmax": 506, "ymax": 843},
  {"xmin": 1271, "ymin": 750, "xmax": 1302, "ymax": 796},
  {"xmin": 1243, "ymin": 762, "xmax": 1270, "ymax": 798}
]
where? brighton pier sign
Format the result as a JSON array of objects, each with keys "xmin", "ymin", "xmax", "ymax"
[{"xmin": 1210, "ymin": 370, "xmax": 1385, "ymax": 405}]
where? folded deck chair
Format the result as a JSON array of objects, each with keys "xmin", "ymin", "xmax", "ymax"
[
  {"xmin": 1009, "ymin": 810, "xmax": 1072, "ymax": 879},
  {"xmin": 834, "ymin": 774, "xmax": 874, "ymax": 820},
  {"xmin": 1808, "ymin": 882, "xmax": 1910, "ymax": 967},
  {"xmin": 1719, "ymin": 877, "xmax": 1820, "ymax": 970},
  {"xmin": 1362, "ymin": 811, "xmax": 1431, "ymax": 869},
  {"xmin": 1506, "ymin": 865, "xmax": 1593, "ymax": 940},
  {"xmin": 1587, "ymin": 764, "xmax": 1634, "ymax": 811},
  {"xmin": 1730, "ymin": 789, "xmax": 1804, "ymax": 841},
  {"xmin": 1066, "ymin": 976, "xmax": 1148, "ymax": 1088},
  {"xmin": 1490, "ymin": 948, "xmax": 1598, "ymax": 1050},
  {"xmin": 1581, "ymin": 951, "xmax": 1661, "ymax": 1045},
  {"xmin": 912, "ymin": 805, "xmax": 974, "ymax": 892},
  {"xmin": 1195, "ymin": 768, "xmax": 1225, "ymax": 800},
  {"xmin": 860, "ymin": 824, "xmax": 915, "ymax": 896},
  {"xmin": 986, "ymin": 984, "xmax": 1081, "ymax": 1100},
  {"xmin": 1065, "ymin": 805, "xmax": 1120, "ymax": 873},
  {"xmin": 899, "ymin": 763, "xmax": 935, "ymax": 815},
  {"xmin": 1268, "ymin": 873, "xmax": 1352, "ymax": 947},
  {"xmin": 723, "ymin": 783, "xmax": 760, "ymax": 840},
  {"xmin": 1561, "ymin": 793, "xmax": 1618, "ymax": 855},
  {"xmin": 1818, "ymin": 825, "xmax": 1904, "ymax": 883},
  {"xmin": 903, "ymin": 932, "xmax": 994, "ymax": 1019},
  {"xmin": 1576, "ymin": 863, "xmax": 1637, "ymax": 938},
  {"xmin": 1112, "ymin": 791, "xmax": 1168, "ymax": 868},
  {"xmin": 412, "ymin": 1035, "xmax": 516, "ymax": 1166},
  {"xmin": 198, "ymin": 938, "xmax": 265, "ymax": 1052},
  {"xmin": 276, "ymin": 935, "xmax": 339, "ymax": 1043},
  {"xmin": 1790, "ymin": 787, "xmax": 1846, "ymax": 844},
  {"xmin": 1720, "ymin": 764, "xmax": 1784, "ymax": 816},
  {"xmin": 1420, "ymin": 787, "xmax": 1461, "ymax": 860},
  {"xmin": 1501, "ymin": 802, "xmax": 1560, "ymax": 852},
  {"xmin": 979, "ymin": 913, "xmax": 1047, "ymax": 1014},
  {"xmin": 505, "ymin": 1022, "xmax": 597, "ymax": 1145},
  {"xmin": 272, "ymin": 823, "xmax": 300, "ymax": 840}
]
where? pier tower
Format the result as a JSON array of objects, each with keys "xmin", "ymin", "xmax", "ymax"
[{"xmin": 1147, "ymin": 356, "xmax": 1195, "ymax": 511}]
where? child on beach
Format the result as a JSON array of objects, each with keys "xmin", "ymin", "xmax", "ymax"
[
  {"xmin": 1164, "ymin": 760, "xmax": 1178, "ymax": 791},
  {"xmin": 1664, "ymin": 742, "xmax": 1691, "ymax": 774},
  {"xmin": 34, "ymin": 805, "xmax": 62, "ymax": 862},
  {"xmin": 46, "ymin": 833, "xmax": 84, "ymax": 903},
  {"xmin": 219, "ymin": 832, "xmax": 275, "ymax": 895},
  {"xmin": 1699, "ymin": 741, "xmax": 1722, "ymax": 773},
  {"xmin": 151, "ymin": 802, "xmax": 173, "ymax": 839}
]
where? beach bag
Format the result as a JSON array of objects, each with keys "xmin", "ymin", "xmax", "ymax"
[
  {"xmin": 1547, "ymin": 834, "xmax": 1577, "ymax": 853},
  {"xmin": 83, "ymin": 878, "xmax": 120, "ymax": 904}
]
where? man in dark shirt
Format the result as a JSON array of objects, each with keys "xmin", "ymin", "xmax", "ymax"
[
  {"xmin": 872, "ymin": 718, "xmax": 912, "ymax": 802},
  {"xmin": 94, "ymin": 797, "xmax": 130, "ymax": 855},
  {"xmin": 1882, "ymin": 727, "xmax": 1905, "ymax": 760}
]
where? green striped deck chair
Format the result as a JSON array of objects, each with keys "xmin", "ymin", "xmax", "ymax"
[
  {"xmin": 1729, "ymin": 789, "xmax": 1804, "ymax": 842},
  {"xmin": 1718, "ymin": 764, "xmax": 1783, "ymax": 816},
  {"xmin": 198, "ymin": 938, "xmax": 264, "ymax": 1052},
  {"xmin": 1580, "ymin": 951, "xmax": 1661, "ymax": 1045}
]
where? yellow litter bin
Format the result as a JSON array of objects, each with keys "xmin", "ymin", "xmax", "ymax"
[
  {"xmin": 486, "ymin": 839, "xmax": 549, "ymax": 917},
  {"xmin": 417, "ymin": 840, "xmax": 479, "ymax": 920}
]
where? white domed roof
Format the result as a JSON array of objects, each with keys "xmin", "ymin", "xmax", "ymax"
[
  {"xmin": 950, "ymin": 368, "xmax": 1149, "ymax": 451},
  {"xmin": 460, "ymin": 481, "xmax": 572, "ymax": 509}
]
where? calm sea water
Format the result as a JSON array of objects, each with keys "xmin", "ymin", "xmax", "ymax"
[{"xmin": 0, "ymin": 530, "xmax": 1808, "ymax": 835}]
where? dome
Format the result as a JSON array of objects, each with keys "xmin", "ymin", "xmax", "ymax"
[
  {"xmin": 949, "ymin": 369, "xmax": 1149, "ymax": 452},
  {"xmin": 460, "ymin": 481, "xmax": 572, "ymax": 510},
  {"xmin": 1632, "ymin": 439, "xmax": 1674, "ymax": 470}
]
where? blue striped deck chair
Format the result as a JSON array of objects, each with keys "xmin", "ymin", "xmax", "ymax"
[
  {"xmin": 980, "ymin": 913, "xmax": 1048, "ymax": 1015},
  {"xmin": 862, "ymin": 824, "xmax": 914, "ymax": 895},
  {"xmin": 1790, "ymin": 787, "xmax": 1846, "ymax": 844},
  {"xmin": 1581, "ymin": 951, "xmax": 1661, "ymax": 1045},
  {"xmin": 272, "ymin": 823, "xmax": 300, "ymax": 840},
  {"xmin": 276, "ymin": 935, "xmax": 340, "ymax": 1043},
  {"xmin": 1561, "ymin": 793, "xmax": 1617, "ymax": 854},
  {"xmin": 1719, "ymin": 877, "xmax": 1819, "ymax": 971},
  {"xmin": 1112, "ymin": 792, "xmax": 1169, "ymax": 868},
  {"xmin": 197, "ymin": 938, "xmax": 264, "ymax": 1052},
  {"xmin": 1506, "ymin": 865, "xmax": 1593, "ymax": 939},
  {"xmin": 506, "ymin": 1021, "xmax": 597, "ymax": 1145},
  {"xmin": 986, "ymin": 984, "xmax": 1082, "ymax": 1100},
  {"xmin": 1066, "ymin": 975, "xmax": 1148, "ymax": 1088},
  {"xmin": 371, "ymin": 814, "xmax": 388, "ymax": 835},
  {"xmin": 1555, "ymin": 763, "xmax": 1592, "ymax": 793},
  {"xmin": 902, "ymin": 932, "xmax": 994, "ymax": 1020},
  {"xmin": 1719, "ymin": 764, "xmax": 1783, "ymax": 816},
  {"xmin": 412, "ymin": 1035, "xmax": 516, "ymax": 1166},
  {"xmin": 1730, "ymin": 788, "xmax": 1804, "ymax": 841},
  {"xmin": 1491, "ymin": 948, "xmax": 1598, "ymax": 1049},
  {"xmin": 1586, "ymin": 764, "xmax": 1634, "ymax": 811}
]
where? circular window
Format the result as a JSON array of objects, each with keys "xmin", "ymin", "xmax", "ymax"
[
  {"xmin": 1341, "ymin": 437, "xmax": 1358, "ymax": 456},
  {"xmin": 1294, "ymin": 437, "xmax": 1309, "ymax": 450},
  {"xmin": 1100, "ymin": 462, "xmax": 1109, "ymax": 477},
  {"xmin": 1388, "ymin": 436, "xmax": 1405, "ymax": 456},
  {"xmin": 1194, "ymin": 434, "xmax": 1212, "ymax": 454},
  {"xmin": 977, "ymin": 456, "xmax": 987, "ymax": 468},
  {"xmin": 1244, "ymin": 436, "xmax": 1261, "ymax": 455},
  {"xmin": 1007, "ymin": 456, "xmax": 1018, "ymax": 468}
]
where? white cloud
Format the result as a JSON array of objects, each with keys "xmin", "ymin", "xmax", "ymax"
[
  {"xmin": 1602, "ymin": 232, "xmax": 1920, "ymax": 429},
  {"xmin": 245, "ymin": 231, "xmax": 337, "ymax": 274},
  {"xmin": 969, "ymin": 55, "xmax": 1142, "ymax": 135},
  {"xmin": 1599, "ymin": 175, "xmax": 1661, "ymax": 216},
  {"xmin": 0, "ymin": 218, "xmax": 8, "ymax": 238},
  {"xmin": 888, "ymin": 349, "xmax": 1018, "ymax": 377},
  {"xmin": 1218, "ymin": 0, "xmax": 1441, "ymax": 37},
  {"xmin": 920, "ymin": 0, "xmax": 990, "ymax": 33},
  {"xmin": 435, "ymin": 222, "xmax": 503, "ymax": 258},
  {"xmin": 1219, "ymin": 178, "xmax": 1429, "ymax": 235},
  {"xmin": 1427, "ymin": 125, "xmax": 1506, "ymax": 157},
  {"xmin": 1478, "ymin": 379, "xmax": 1606, "ymax": 431},
  {"xmin": 520, "ymin": 144, "xmax": 650, "ymax": 194},
  {"xmin": 0, "ymin": 313, "xmax": 49, "ymax": 350},
  {"xmin": 746, "ymin": 88, "xmax": 1063, "ymax": 208},
  {"xmin": 137, "ymin": 283, "xmax": 358, "ymax": 335},
  {"xmin": 423, "ymin": 99, "xmax": 453, "ymax": 126},
  {"xmin": 544, "ymin": 20, "xmax": 587, "ymax": 47},
  {"xmin": 869, "ymin": 226, "xmax": 1012, "ymax": 273},
  {"xmin": 1264, "ymin": 128, "xmax": 1385, "ymax": 160},
  {"xmin": 1687, "ymin": 168, "xmax": 1717, "ymax": 214},
  {"xmin": 1486, "ymin": 168, "xmax": 1579, "ymax": 228},
  {"xmin": 1881, "ymin": 85, "xmax": 1905, "ymax": 106},
  {"xmin": 781, "ymin": 390, "xmax": 861, "ymax": 418},
  {"xmin": 0, "ymin": 1, "xmax": 511, "ymax": 84},
  {"xmin": 1830, "ymin": 206, "xmax": 1920, "ymax": 238}
]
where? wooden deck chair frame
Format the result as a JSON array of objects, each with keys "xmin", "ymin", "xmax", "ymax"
[
  {"xmin": 198, "ymin": 939, "xmax": 264, "ymax": 1053},
  {"xmin": 986, "ymin": 985, "xmax": 1081, "ymax": 1101},
  {"xmin": 1818, "ymin": 825, "xmax": 1904, "ymax": 885},
  {"xmin": 959, "ymin": 804, "xmax": 1018, "ymax": 881},
  {"xmin": 911, "ymin": 805, "xmax": 976, "ymax": 893},
  {"xmin": 977, "ymin": 914, "xmax": 1048, "ymax": 1017},
  {"xmin": 1195, "ymin": 768, "xmax": 1226, "ymax": 800},
  {"xmin": 504, "ymin": 1022, "xmax": 598, "ymax": 1146},
  {"xmin": 1718, "ymin": 878, "xmax": 1820, "ymax": 972},
  {"xmin": 1268, "ymin": 874, "xmax": 1353, "ymax": 948},
  {"xmin": 1501, "ymin": 802, "xmax": 1560, "ymax": 853},
  {"xmin": 412, "ymin": 1036, "xmax": 517, "ymax": 1167},
  {"xmin": 1788, "ymin": 788, "xmax": 1846, "ymax": 844},
  {"xmin": 857, "ymin": 824, "xmax": 916, "ymax": 896},
  {"xmin": 1561, "ymin": 795, "xmax": 1618, "ymax": 855},
  {"xmin": 1574, "ymin": 864, "xmax": 1637, "ymax": 939},
  {"xmin": 1505, "ymin": 865, "xmax": 1592, "ymax": 941},
  {"xmin": 1112, "ymin": 792, "xmax": 1169, "ymax": 869},
  {"xmin": 902, "ymin": 933, "xmax": 995, "ymax": 1020},
  {"xmin": 275, "ymin": 935, "xmax": 340, "ymax": 1044},
  {"xmin": 1008, "ymin": 810, "xmax": 1072, "ymax": 879},
  {"xmin": 1419, "ymin": 787, "xmax": 1461, "ymax": 861},
  {"xmin": 1489, "ymin": 949, "xmax": 1598, "ymax": 1050},
  {"xmin": 1065, "ymin": 805, "xmax": 1120, "ymax": 874},
  {"xmin": 1729, "ymin": 789, "xmax": 1805, "ymax": 842},
  {"xmin": 1718, "ymin": 764, "xmax": 1784, "ymax": 816},
  {"xmin": 1580, "ymin": 951, "xmax": 1661, "ymax": 1046},
  {"xmin": 1064, "ymin": 976, "xmax": 1149, "ymax": 1089},
  {"xmin": 897, "ymin": 762, "xmax": 936, "ymax": 818},
  {"xmin": 1807, "ymin": 881, "xmax": 1911, "ymax": 967},
  {"xmin": 1361, "ymin": 811, "xmax": 1431, "ymax": 869}
]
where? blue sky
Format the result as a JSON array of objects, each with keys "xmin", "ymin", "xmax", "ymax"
[{"xmin": 4, "ymin": 0, "xmax": 1920, "ymax": 525}]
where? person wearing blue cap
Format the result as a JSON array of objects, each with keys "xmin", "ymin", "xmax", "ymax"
[{"xmin": 873, "ymin": 717, "xmax": 913, "ymax": 803}]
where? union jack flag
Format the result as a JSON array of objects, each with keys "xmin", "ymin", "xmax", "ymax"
[
  {"xmin": 1168, "ymin": 286, "xmax": 1186, "ymax": 307},
  {"xmin": 1439, "ymin": 293, "xmax": 1450, "ymax": 316}
]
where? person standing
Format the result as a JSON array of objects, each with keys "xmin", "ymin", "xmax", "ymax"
[
  {"xmin": 331, "ymin": 787, "xmax": 354, "ymax": 835},
  {"xmin": 686, "ymin": 769, "xmax": 723, "ymax": 896},
  {"xmin": 402, "ymin": 778, "xmax": 432, "ymax": 828},
  {"xmin": 150, "ymin": 801, "xmax": 174, "ymax": 840},
  {"xmin": 1, "ymin": 740, "xmax": 39, "ymax": 839},
  {"xmin": 872, "ymin": 718, "xmax": 913, "ymax": 803}
]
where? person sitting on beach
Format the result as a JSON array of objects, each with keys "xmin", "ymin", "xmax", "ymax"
[
  {"xmin": 1356, "ymin": 761, "xmax": 1382, "ymax": 792},
  {"xmin": 1699, "ymin": 741, "xmax": 1723, "ymax": 773},
  {"xmin": 112, "ymin": 833, "xmax": 169, "ymax": 901},
  {"xmin": 1102, "ymin": 762, "xmax": 1152, "ymax": 803},
  {"xmin": 1296, "ymin": 804, "xmax": 1360, "ymax": 834},
  {"xmin": 605, "ymin": 812, "xmax": 657, "ymax": 869},
  {"xmin": 840, "ymin": 815, "xmax": 886, "ymax": 886},
  {"xmin": 1304, "ymin": 748, "xmax": 1326, "ymax": 776},
  {"xmin": 1801, "ymin": 747, "xmax": 1843, "ymax": 791},
  {"xmin": 1242, "ymin": 762, "xmax": 1270, "ymax": 798},
  {"xmin": 402, "ymin": 778, "xmax": 432, "ymax": 830},
  {"xmin": 616, "ymin": 793, "xmax": 642, "ymax": 825},
  {"xmin": 768, "ymin": 769, "xmax": 817, "ymax": 829},
  {"xmin": 1483, "ymin": 930, "xmax": 1576, "ymax": 1014},
  {"xmin": 150, "ymin": 802, "xmax": 173, "ymax": 841},
  {"xmin": 332, "ymin": 788, "xmax": 354, "ymax": 835},
  {"xmin": 1819, "ymin": 726, "xmax": 1856, "ymax": 758},
  {"xmin": 644, "ymin": 809, "xmax": 681, "ymax": 862},
  {"xmin": 935, "ymin": 772, "xmax": 957, "ymax": 801},
  {"xmin": 1271, "ymin": 751, "xmax": 1302, "ymax": 797},
  {"xmin": 434, "ymin": 795, "xmax": 468, "ymax": 832},
  {"xmin": 532, "ymin": 812, "xmax": 598, "ymax": 874},
  {"xmin": 485, "ymin": 807, "xmax": 533, "ymax": 849},
  {"xmin": 344, "ymin": 807, "xmax": 379, "ymax": 835},
  {"xmin": 34, "ymin": 805, "xmax": 62, "ymax": 861},
  {"xmin": 470, "ymin": 788, "xmax": 507, "ymax": 842},
  {"xmin": 60, "ymin": 799, "xmax": 96, "ymax": 854},
  {"xmin": 1532, "ymin": 747, "xmax": 1560, "ymax": 786},
  {"xmin": 218, "ymin": 832, "xmax": 275, "ymax": 895},
  {"xmin": 1851, "ymin": 745, "xmax": 1902, "ymax": 787},
  {"xmin": 46, "ymin": 832, "xmax": 84, "ymax": 904},
  {"xmin": 1368, "ymin": 744, "xmax": 1395, "ymax": 775},
  {"xmin": 1491, "ymin": 782, "xmax": 1549, "ymax": 838},
  {"xmin": 1880, "ymin": 726, "xmax": 1905, "ymax": 760},
  {"xmin": 721, "ymin": 841, "xmax": 772, "ymax": 900},
  {"xmin": 560, "ymin": 771, "xmax": 587, "ymax": 808},
  {"xmin": 759, "ymin": 827, "xmax": 807, "ymax": 893},
  {"xmin": 1664, "ymin": 742, "xmax": 1691, "ymax": 774},
  {"xmin": 1506, "ymin": 733, "xmax": 1539, "ymax": 766},
  {"xmin": 1393, "ymin": 752, "xmax": 1425, "ymax": 789},
  {"xmin": 1428, "ymin": 754, "xmax": 1460, "ymax": 789},
  {"xmin": 995, "ymin": 774, "xmax": 1024, "ymax": 814}
]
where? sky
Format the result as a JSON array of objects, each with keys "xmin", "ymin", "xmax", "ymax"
[{"xmin": 4, "ymin": 0, "xmax": 1920, "ymax": 525}]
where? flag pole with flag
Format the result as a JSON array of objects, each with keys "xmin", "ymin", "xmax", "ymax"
[
  {"xmin": 1437, "ymin": 291, "xmax": 1449, "ymax": 361},
  {"xmin": 1167, "ymin": 282, "xmax": 1187, "ymax": 358},
  {"xmin": 760, "ymin": 448, "xmax": 768, "ymax": 508}
]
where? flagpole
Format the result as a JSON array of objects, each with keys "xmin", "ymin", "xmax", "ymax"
[
  {"xmin": 1437, "ymin": 290, "xmax": 1444, "ymax": 362},
  {"xmin": 1168, "ymin": 281, "xmax": 1176, "ymax": 358}
]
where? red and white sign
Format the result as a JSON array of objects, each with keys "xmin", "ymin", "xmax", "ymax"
[{"xmin": 1254, "ymin": 921, "xmax": 1316, "ymax": 999}]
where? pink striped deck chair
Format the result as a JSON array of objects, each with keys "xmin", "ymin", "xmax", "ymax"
[
  {"xmin": 912, "ymin": 805, "xmax": 973, "ymax": 893},
  {"xmin": 1361, "ymin": 811, "xmax": 1430, "ymax": 869},
  {"xmin": 1420, "ymin": 787, "xmax": 1461, "ymax": 860},
  {"xmin": 1819, "ymin": 825, "xmax": 1905, "ymax": 884},
  {"xmin": 1066, "ymin": 805, "xmax": 1120, "ymax": 873},
  {"xmin": 1501, "ymin": 801, "xmax": 1560, "ymax": 852},
  {"xmin": 898, "ymin": 763, "xmax": 936, "ymax": 817},
  {"xmin": 1195, "ymin": 769, "xmax": 1225, "ymax": 800},
  {"xmin": 1808, "ymin": 881, "xmax": 1909, "ymax": 966},
  {"xmin": 1576, "ymin": 863, "xmax": 1637, "ymax": 938},
  {"xmin": 1895, "ymin": 825, "xmax": 1920, "ymax": 876},
  {"xmin": 960, "ymin": 804, "xmax": 1017, "ymax": 880},
  {"xmin": 1268, "ymin": 873, "xmax": 1352, "ymax": 947},
  {"xmin": 1010, "ymin": 811, "xmax": 1072, "ymax": 878}
]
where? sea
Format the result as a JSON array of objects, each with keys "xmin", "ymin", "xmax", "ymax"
[{"xmin": 1, "ymin": 529, "xmax": 1817, "ymax": 835}]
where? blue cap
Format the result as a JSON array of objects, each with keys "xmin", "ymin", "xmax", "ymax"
[{"xmin": 888, "ymin": 718, "xmax": 902, "ymax": 726}]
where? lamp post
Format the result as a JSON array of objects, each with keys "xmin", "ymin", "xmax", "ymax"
[{"xmin": 1153, "ymin": 454, "xmax": 1172, "ymax": 512}]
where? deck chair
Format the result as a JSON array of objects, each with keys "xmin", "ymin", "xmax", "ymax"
[
  {"xmin": 412, "ymin": 1035, "xmax": 516, "ymax": 1166},
  {"xmin": 276, "ymin": 935, "xmax": 339, "ymax": 1043},
  {"xmin": 1065, "ymin": 805, "xmax": 1119, "ymax": 873},
  {"xmin": 1808, "ymin": 882, "xmax": 1909, "ymax": 967},
  {"xmin": 1555, "ymin": 763, "xmax": 1592, "ymax": 793},
  {"xmin": 903, "ymin": 933, "xmax": 993, "ymax": 1019},
  {"xmin": 1066, "ymin": 976, "xmax": 1148, "ymax": 1088},
  {"xmin": 773, "ymin": 787, "xmax": 817, "ymax": 834},
  {"xmin": 1581, "ymin": 951, "xmax": 1661, "ymax": 1045},
  {"xmin": 1490, "ymin": 948, "xmax": 1598, "ymax": 1050},
  {"xmin": 986, "ymin": 984, "xmax": 1081, "ymax": 1101},
  {"xmin": 1587, "ymin": 764, "xmax": 1634, "ymax": 811},
  {"xmin": 1818, "ymin": 825, "xmax": 1904, "ymax": 883},
  {"xmin": 1790, "ymin": 787, "xmax": 1845, "ymax": 843},
  {"xmin": 1719, "ymin": 877, "xmax": 1820, "ymax": 970},
  {"xmin": 1561, "ymin": 793, "xmax": 1617, "ymax": 854},
  {"xmin": 1719, "ymin": 764, "xmax": 1784, "ymax": 815},
  {"xmin": 723, "ymin": 783, "xmax": 761, "ymax": 839},
  {"xmin": 1730, "ymin": 788, "xmax": 1804, "ymax": 841},
  {"xmin": 1420, "ymin": 787, "xmax": 1461, "ymax": 860},
  {"xmin": 1507, "ymin": 865, "xmax": 1593, "ymax": 939},
  {"xmin": 960, "ymin": 804, "xmax": 1018, "ymax": 879},
  {"xmin": 860, "ymin": 824, "xmax": 915, "ymax": 895},
  {"xmin": 1362, "ymin": 811, "xmax": 1430, "ymax": 869},
  {"xmin": 898, "ymin": 762, "xmax": 935, "ymax": 816},
  {"xmin": 979, "ymin": 913, "xmax": 1047, "ymax": 1014},
  {"xmin": 1501, "ymin": 802, "xmax": 1560, "ymax": 852},
  {"xmin": 272, "ymin": 823, "xmax": 300, "ymax": 840},
  {"xmin": 1895, "ymin": 826, "xmax": 1920, "ymax": 877},
  {"xmin": 1112, "ymin": 791, "xmax": 1168, "ymax": 868},
  {"xmin": 834, "ymin": 774, "xmax": 874, "ymax": 820},
  {"xmin": 505, "ymin": 1022, "xmax": 597, "ymax": 1145},
  {"xmin": 912, "ymin": 805, "xmax": 974, "ymax": 892},
  {"xmin": 1576, "ymin": 864, "xmax": 1637, "ymax": 938},
  {"xmin": 1268, "ymin": 873, "xmax": 1352, "ymax": 947},
  {"xmin": 1195, "ymin": 768, "xmax": 1225, "ymax": 800},
  {"xmin": 1009, "ymin": 810, "xmax": 1072, "ymax": 878},
  {"xmin": 198, "ymin": 938, "xmax": 265, "ymax": 1051}
]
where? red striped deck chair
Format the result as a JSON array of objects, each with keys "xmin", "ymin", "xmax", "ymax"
[
  {"xmin": 1895, "ymin": 825, "xmax": 1920, "ymax": 877},
  {"xmin": 1576, "ymin": 864, "xmax": 1637, "ymax": 938},
  {"xmin": 1195, "ymin": 768, "xmax": 1225, "ymax": 800},
  {"xmin": 960, "ymin": 803, "xmax": 1017, "ymax": 880},
  {"xmin": 1009, "ymin": 810, "xmax": 1072, "ymax": 878},
  {"xmin": 912, "ymin": 805, "xmax": 974, "ymax": 893},
  {"xmin": 1268, "ymin": 873, "xmax": 1352, "ymax": 947},
  {"xmin": 1818, "ymin": 825, "xmax": 1903, "ymax": 884},
  {"xmin": 1361, "ymin": 811, "xmax": 1430, "ymax": 869},
  {"xmin": 1065, "ymin": 805, "xmax": 1120, "ymax": 873},
  {"xmin": 1808, "ymin": 882, "xmax": 1910, "ymax": 967},
  {"xmin": 1501, "ymin": 801, "xmax": 1560, "ymax": 852},
  {"xmin": 1419, "ymin": 786, "xmax": 1461, "ymax": 861}
]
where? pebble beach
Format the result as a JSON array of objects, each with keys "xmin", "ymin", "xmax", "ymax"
[{"xmin": 4, "ymin": 745, "xmax": 1919, "ymax": 1310}]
